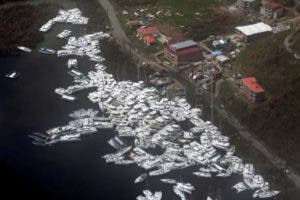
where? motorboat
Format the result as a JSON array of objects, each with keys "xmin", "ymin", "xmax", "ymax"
[
  {"xmin": 5, "ymin": 71, "xmax": 20, "ymax": 79},
  {"xmin": 39, "ymin": 47, "xmax": 56, "ymax": 54},
  {"xmin": 67, "ymin": 59, "xmax": 78, "ymax": 69},
  {"xmin": 57, "ymin": 30, "xmax": 72, "ymax": 38},
  {"xmin": 232, "ymin": 182, "xmax": 247, "ymax": 193},
  {"xmin": 17, "ymin": 46, "xmax": 31, "ymax": 52},
  {"xmin": 134, "ymin": 173, "xmax": 148, "ymax": 184}
]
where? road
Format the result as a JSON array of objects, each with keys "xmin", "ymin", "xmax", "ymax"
[
  {"xmin": 98, "ymin": 0, "xmax": 172, "ymax": 72},
  {"xmin": 97, "ymin": 0, "xmax": 300, "ymax": 189}
]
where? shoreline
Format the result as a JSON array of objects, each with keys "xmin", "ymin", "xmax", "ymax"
[
  {"xmin": 0, "ymin": 1, "xmax": 60, "ymax": 56},
  {"xmin": 98, "ymin": 0, "xmax": 300, "ymax": 190}
]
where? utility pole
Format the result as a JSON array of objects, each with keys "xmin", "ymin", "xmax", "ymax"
[{"xmin": 211, "ymin": 74, "xmax": 214, "ymax": 124}]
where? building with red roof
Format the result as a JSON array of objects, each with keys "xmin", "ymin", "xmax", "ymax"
[
  {"xmin": 240, "ymin": 77, "xmax": 265, "ymax": 103},
  {"xmin": 164, "ymin": 40, "xmax": 202, "ymax": 66},
  {"xmin": 261, "ymin": 1, "xmax": 284, "ymax": 19},
  {"xmin": 137, "ymin": 26, "xmax": 159, "ymax": 39},
  {"xmin": 143, "ymin": 36, "xmax": 156, "ymax": 46}
]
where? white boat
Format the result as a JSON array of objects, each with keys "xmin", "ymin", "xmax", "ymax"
[
  {"xmin": 61, "ymin": 94, "xmax": 76, "ymax": 101},
  {"xmin": 243, "ymin": 163, "xmax": 255, "ymax": 179},
  {"xmin": 5, "ymin": 71, "xmax": 20, "ymax": 79},
  {"xmin": 39, "ymin": 48, "xmax": 56, "ymax": 54},
  {"xmin": 137, "ymin": 190, "xmax": 162, "ymax": 200},
  {"xmin": 193, "ymin": 171, "xmax": 211, "ymax": 178},
  {"xmin": 253, "ymin": 190, "xmax": 280, "ymax": 199},
  {"xmin": 67, "ymin": 59, "xmax": 78, "ymax": 69},
  {"xmin": 57, "ymin": 30, "xmax": 72, "ymax": 38},
  {"xmin": 160, "ymin": 178, "xmax": 177, "ymax": 184},
  {"xmin": 232, "ymin": 182, "xmax": 247, "ymax": 193},
  {"xmin": 17, "ymin": 46, "xmax": 31, "ymax": 52},
  {"xmin": 134, "ymin": 173, "xmax": 148, "ymax": 184}
]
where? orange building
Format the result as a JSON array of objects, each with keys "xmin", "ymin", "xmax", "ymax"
[{"xmin": 240, "ymin": 77, "xmax": 265, "ymax": 103}]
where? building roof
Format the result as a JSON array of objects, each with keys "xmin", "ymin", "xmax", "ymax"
[
  {"xmin": 143, "ymin": 36, "xmax": 156, "ymax": 44},
  {"xmin": 263, "ymin": 2, "xmax": 282, "ymax": 11},
  {"xmin": 138, "ymin": 26, "xmax": 159, "ymax": 35},
  {"xmin": 235, "ymin": 22, "xmax": 272, "ymax": 36},
  {"xmin": 242, "ymin": 77, "xmax": 265, "ymax": 93},
  {"xmin": 170, "ymin": 40, "xmax": 198, "ymax": 51},
  {"xmin": 176, "ymin": 46, "xmax": 201, "ymax": 56}
]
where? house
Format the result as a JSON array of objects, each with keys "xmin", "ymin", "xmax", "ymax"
[
  {"xmin": 137, "ymin": 26, "xmax": 160, "ymax": 46},
  {"xmin": 235, "ymin": 22, "xmax": 273, "ymax": 42},
  {"xmin": 261, "ymin": 1, "xmax": 284, "ymax": 19},
  {"xmin": 164, "ymin": 40, "xmax": 202, "ymax": 66},
  {"xmin": 137, "ymin": 26, "xmax": 159, "ymax": 39},
  {"xmin": 240, "ymin": 77, "xmax": 265, "ymax": 103},
  {"xmin": 236, "ymin": 0, "xmax": 256, "ymax": 11},
  {"xmin": 143, "ymin": 36, "xmax": 156, "ymax": 46}
]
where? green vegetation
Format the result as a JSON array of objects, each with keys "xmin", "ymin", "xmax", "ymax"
[
  {"xmin": 219, "ymin": 32, "xmax": 300, "ymax": 171},
  {"xmin": 0, "ymin": 3, "xmax": 59, "ymax": 56},
  {"xmin": 297, "ymin": 4, "xmax": 300, "ymax": 13},
  {"xmin": 114, "ymin": 0, "xmax": 246, "ymax": 54}
]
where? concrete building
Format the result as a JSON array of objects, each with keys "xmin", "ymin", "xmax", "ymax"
[
  {"xmin": 164, "ymin": 40, "xmax": 202, "ymax": 66},
  {"xmin": 261, "ymin": 1, "xmax": 284, "ymax": 19},
  {"xmin": 240, "ymin": 77, "xmax": 265, "ymax": 103},
  {"xmin": 235, "ymin": 22, "xmax": 273, "ymax": 42},
  {"xmin": 236, "ymin": 0, "xmax": 256, "ymax": 11}
]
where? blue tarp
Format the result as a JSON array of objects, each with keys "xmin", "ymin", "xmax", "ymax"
[{"xmin": 211, "ymin": 50, "xmax": 223, "ymax": 57}]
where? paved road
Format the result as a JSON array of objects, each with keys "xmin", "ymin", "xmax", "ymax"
[
  {"xmin": 98, "ymin": 0, "xmax": 172, "ymax": 72},
  {"xmin": 215, "ymin": 81, "xmax": 300, "ymax": 189},
  {"xmin": 98, "ymin": 0, "xmax": 300, "ymax": 189}
]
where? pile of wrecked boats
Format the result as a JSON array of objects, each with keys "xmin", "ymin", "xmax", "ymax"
[{"xmin": 25, "ymin": 8, "xmax": 280, "ymax": 200}]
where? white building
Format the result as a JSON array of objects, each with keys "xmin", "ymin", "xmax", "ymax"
[
  {"xmin": 236, "ymin": 0, "xmax": 256, "ymax": 11},
  {"xmin": 235, "ymin": 22, "xmax": 273, "ymax": 42}
]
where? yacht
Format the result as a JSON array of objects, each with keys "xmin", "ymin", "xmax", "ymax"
[
  {"xmin": 134, "ymin": 173, "xmax": 148, "ymax": 184},
  {"xmin": 57, "ymin": 30, "xmax": 72, "ymax": 38},
  {"xmin": 5, "ymin": 71, "xmax": 20, "ymax": 79},
  {"xmin": 232, "ymin": 182, "xmax": 247, "ymax": 193},
  {"xmin": 17, "ymin": 46, "xmax": 31, "ymax": 52},
  {"xmin": 243, "ymin": 163, "xmax": 255, "ymax": 179},
  {"xmin": 61, "ymin": 94, "xmax": 76, "ymax": 101},
  {"xmin": 160, "ymin": 178, "xmax": 177, "ymax": 184},
  {"xmin": 67, "ymin": 59, "xmax": 78, "ymax": 69},
  {"xmin": 193, "ymin": 171, "xmax": 211, "ymax": 178},
  {"xmin": 253, "ymin": 190, "xmax": 280, "ymax": 199},
  {"xmin": 38, "ymin": 48, "xmax": 56, "ymax": 54}
]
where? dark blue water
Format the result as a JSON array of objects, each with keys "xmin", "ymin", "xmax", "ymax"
[{"xmin": 0, "ymin": 2, "xmax": 288, "ymax": 200}]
